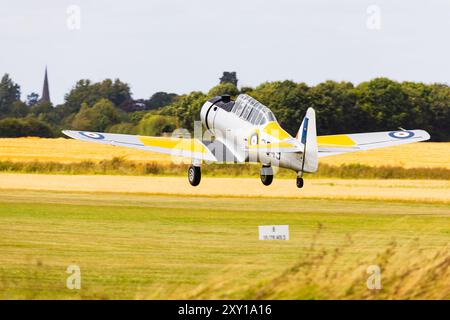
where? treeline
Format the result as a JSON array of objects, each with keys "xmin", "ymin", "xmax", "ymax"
[{"xmin": 0, "ymin": 74, "xmax": 449, "ymax": 141}]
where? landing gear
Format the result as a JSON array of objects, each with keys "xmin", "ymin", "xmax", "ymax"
[
  {"xmin": 260, "ymin": 165, "xmax": 273, "ymax": 186},
  {"xmin": 296, "ymin": 177, "xmax": 304, "ymax": 188},
  {"xmin": 296, "ymin": 171, "xmax": 304, "ymax": 188},
  {"xmin": 188, "ymin": 165, "xmax": 201, "ymax": 186}
]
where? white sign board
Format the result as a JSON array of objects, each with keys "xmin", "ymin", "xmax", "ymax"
[{"xmin": 259, "ymin": 225, "xmax": 289, "ymax": 240}]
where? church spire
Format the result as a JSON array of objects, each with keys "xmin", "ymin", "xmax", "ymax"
[{"xmin": 40, "ymin": 66, "xmax": 51, "ymax": 103}]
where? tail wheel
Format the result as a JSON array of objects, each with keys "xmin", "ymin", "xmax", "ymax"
[
  {"xmin": 260, "ymin": 166, "xmax": 273, "ymax": 186},
  {"xmin": 296, "ymin": 177, "xmax": 304, "ymax": 188},
  {"xmin": 188, "ymin": 165, "xmax": 201, "ymax": 186}
]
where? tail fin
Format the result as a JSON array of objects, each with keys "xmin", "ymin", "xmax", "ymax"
[{"xmin": 297, "ymin": 108, "xmax": 318, "ymax": 173}]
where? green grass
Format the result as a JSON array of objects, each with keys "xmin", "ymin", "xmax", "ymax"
[
  {"xmin": 0, "ymin": 190, "xmax": 448, "ymax": 299},
  {"xmin": 0, "ymin": 158, "xmax": 449, "ymax": 179}
]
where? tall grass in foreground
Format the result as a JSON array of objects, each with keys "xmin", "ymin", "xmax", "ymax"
[
  {"xmin": 184, "ymin": 233, "xmax": 449, "ymax": 300},
  {"xmin": 0, "ymin": 157, "xmax": 449, "ymax": 179}
]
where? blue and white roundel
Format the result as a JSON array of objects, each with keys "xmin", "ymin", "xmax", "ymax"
[
  {"xmin": 388, "ymin": 131, "xmax": 414, "ymax": 139},
  {"xmin": 79, "ymin": 131, "xmax": 105, "ymax": 140}
]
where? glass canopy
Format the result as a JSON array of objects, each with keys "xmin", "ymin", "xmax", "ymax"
[{"xmin": 230, "ymin": 94, "xmax": 277, "ymax": 125}]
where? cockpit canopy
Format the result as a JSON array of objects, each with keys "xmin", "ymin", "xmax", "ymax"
[{"xmin": 231, "ymin": 94, "xmax": 277, "ymax": 125}]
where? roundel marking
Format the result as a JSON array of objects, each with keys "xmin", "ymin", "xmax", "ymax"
[
  {"xmin": 250, "ymin": 132, "xmax": 259, "ymax": 146},
  {"xmin": 388, "ymin": 131, "xmax": 414, "ymax": 139},
  {"xmin": 79, "ymin": 132, "xmax": 105, "ymax": 140}
]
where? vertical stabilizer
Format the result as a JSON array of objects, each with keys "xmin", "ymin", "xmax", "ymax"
[{"xmin": 297, "ymin": 108, "xmax": 318, "ymax": 173}]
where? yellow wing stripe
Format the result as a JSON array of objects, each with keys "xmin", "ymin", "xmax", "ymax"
[
  {"xmin": 317, "ymin": 135, "xmax": 356, "ymax": 147},
  {"xmin": 263, "ymin": 122, "xmax": 292, "ymax": 141},
  {"xmin": 138, "ymin": 136, "xmax": 209, "ymax": 154}
]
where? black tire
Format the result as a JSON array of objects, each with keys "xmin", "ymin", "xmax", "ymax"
[
  {"xmin": 188, "ymin": 165, "xmax": 201, "ymax": 186},
  {"xmin": 296, "ymin": 177, "xmax": 304, "ymax": 188},
  {"xmin": 260, "ymin": 166, "xmax": 273, "ymax": 186}
]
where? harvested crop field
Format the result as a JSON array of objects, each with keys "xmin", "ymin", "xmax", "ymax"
[{"xmin": 0, "ymin": 173, "xmax": 448, "ymax": 203}]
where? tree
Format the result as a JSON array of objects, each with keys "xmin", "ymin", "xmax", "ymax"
[
  {"xmin": 10, "ymin": 101, "xmax": 29, "ymax": 118},
  {"xmin": 159, "ymin": 91, "xmax": 206, "ymax": 132},
  {"xmin": 0, "ymin": 74, "xmax": 21, "ymax": 116},
  {"xmin": 251, "ymin": 81, "xmax": 310, "ymax": 135},
  {"xmin": 427, "ymin": 84, "xmax": 450, "ymax": 141},
  {"xmin": 30, "ymin": 102, "xmax": 53, "ymax": 117},
  {"xmin": 22, "ymin": 118, "xmax": 55, "ymax": 137},
  {"xmin": 107, "ymin": 122, "xmax": 137, "ymax": 134},
  {"xmin": 308, "ymin": 81, "xmax": 359, "ymax": 135},
  {"xmin": 0, "ymin": 117, "xmax": 54, "ymax": 138},
  {"xmin": 27, "ymin": 92, "xmax": 40, "ymax": 107},
  {"xmin": 240, "ymin": 86, "xmax": 254, "ymax": 94},
  {"xmin": 71, "ymin": 99, "xmax": 123, "ymax": 131},
  {"xmin": 0, "ymin": 118, "xmax": 23, "ymax": 137},
  {"xmin": 355, "ymin": 78, "xmax": 409, "ymax": 132},
  {"xmin": 109, "ymin": 79, "xmax": 133, "ymax": 108},
  {"xmin": 207, "ymin": 83, "xmax": 240, "ymax": 98},
  {"xmin": 137, "ymin": 114, "xmax": 177, "ymax": 136},
  {"xmin": 146, "ymin": 92, "xmax": 178, "ymax": 110},
  {"xmin": 70, "ymin": 103, "xmax": 90, "ymax": 130},
  {"xmin": 64, "ymin": 79, "xmax": 132, "ymax": 114}
]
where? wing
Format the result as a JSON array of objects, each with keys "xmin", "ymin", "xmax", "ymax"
[
  {"xmin": 245, "ymin": 140, "xmax": 304, "ymax": 153},
  {"xmin": 317, "ymin": 129, "xmax": 430, "ymax": 158},
  {"xmin": 62, "ymin": 130, "xmax": 217, "ymax": 161},
  {"xmin": 203, "ymin": 139, "xmax": 244, "ymax": 163}
]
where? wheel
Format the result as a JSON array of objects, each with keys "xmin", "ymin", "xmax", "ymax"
[
  {"xmin": 260, "ymin": 166, "xmax": 273, "ymax": 186},
  {"xmin": 296, "ymin": 177, "xmax": 304, "ymax": 188},
  {"xmin": 188, "ymin": 165, "xmax": 201, "ymax": 186}
]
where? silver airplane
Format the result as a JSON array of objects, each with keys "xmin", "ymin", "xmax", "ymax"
[{"xmin": 63, "ymin": 94, "xmax": 430, "ymax": 188}]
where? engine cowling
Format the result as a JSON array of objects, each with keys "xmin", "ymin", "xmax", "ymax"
[{"xmin": 200, "ymin": 95, "xmax": 234, "ymax": 135}]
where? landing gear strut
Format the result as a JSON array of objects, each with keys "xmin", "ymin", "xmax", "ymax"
[
  {"xmin": 260, "ymin": 165, "xmax": 273, "ymax": 186},
  {"xmin": 188, "ymin": 165, "xmax": 201, "ymax": 186}
]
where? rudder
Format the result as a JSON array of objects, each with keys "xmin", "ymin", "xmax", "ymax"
[{"xmin": 297, "ymin": 108, "xmax": 318, "ymax": 173}]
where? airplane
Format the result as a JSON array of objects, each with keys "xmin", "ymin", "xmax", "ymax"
[{"xmin": 63, "ymin": 94, "xmax": 431, "ymax": 188}]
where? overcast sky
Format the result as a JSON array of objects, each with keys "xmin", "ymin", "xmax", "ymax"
[{"xmin": 1, "ymin": 0, "xmax": 449, "ymax": 104}]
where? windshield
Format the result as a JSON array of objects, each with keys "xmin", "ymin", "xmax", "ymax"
[{"xmin": 230, "ymin": 94, "xmax": 277, "ymax": 125}]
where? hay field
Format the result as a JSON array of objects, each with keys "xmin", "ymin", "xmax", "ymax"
[
  {"xmin": 0, "ymin": 190, "xmax": 448, "ymax": 299},
  {"xmin": 0, "ymin": 137, "xmax": 172, "ymax": 163},
  {"xmin": 0, "ymin": 173, "xmax": 448, "ymax": 203},
  {"xmin": 320, "ymin": 142, "xmax": 450, "ymax": 169},
  {"xmin": 0, "ymin": 138, "xmax": 448, "ymax": 169}
]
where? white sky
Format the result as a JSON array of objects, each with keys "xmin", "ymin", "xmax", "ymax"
[{"xmin": 1, "ymin": 0, "xmax": 449, "ymax": 104}]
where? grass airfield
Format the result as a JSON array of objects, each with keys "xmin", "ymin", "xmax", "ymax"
[{"xmin": 0, "ymin": 187, "xmax": 448, "ymax": 299}]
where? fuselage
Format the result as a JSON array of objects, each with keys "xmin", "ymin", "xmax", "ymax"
[{"xmin": 200, "ymin": 94, "xmax": 304, "ymax": 172}]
